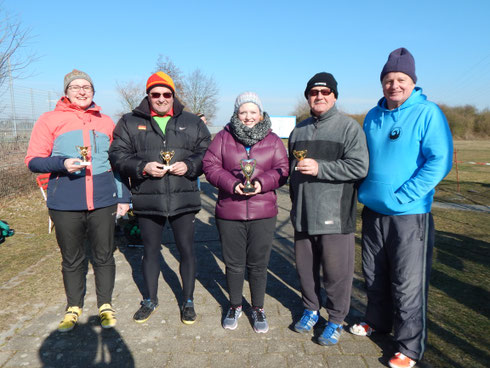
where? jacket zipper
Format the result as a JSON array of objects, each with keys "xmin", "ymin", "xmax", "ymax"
[
  {"xmin": 163, "ymin": 135, "xmax": 171, "ymax": 218},
  {"xmin": 51, "ymin": 174, "xmax": 60, "ymax": 196},
  {"xmin": 92, "ymin": 129, "xmax": 97, "ymax": 153},
  {"xmin": 245, "ymin": 146, "xmax": 250, "ymax": 220}
]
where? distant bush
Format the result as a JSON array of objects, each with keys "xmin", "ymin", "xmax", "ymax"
[
  {"xmin": 439, "ymin": 105, "xmax": 490, "ymax": 139},
  {"xmin": 348, "ymin": 114, "xmax": 365, "ymax": 126},
  {"xmin": 346, "ymin": 105, "xmax": 490, "ymax": 139}
]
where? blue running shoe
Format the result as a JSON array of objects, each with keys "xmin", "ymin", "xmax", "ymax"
[
  {"xmin": 318, "ymin": 321, "xmax": 343, "ymax": 346},
  {"xmin": 294, "ymin": 309, "xmax": 319, "ymax": 333}
]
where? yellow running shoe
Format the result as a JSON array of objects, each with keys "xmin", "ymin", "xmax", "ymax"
[
  {"xmin": 99, "ymin": 303, "xmax": 117, "ymax": 329},
  {"xmin": 57, "ymin": 306, "xmax": 82, "ymax": 332}
]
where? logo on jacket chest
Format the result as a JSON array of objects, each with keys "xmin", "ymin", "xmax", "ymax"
[{"xmin": 389, "ymin": 127, "xmax": 401, "ymax": 141}]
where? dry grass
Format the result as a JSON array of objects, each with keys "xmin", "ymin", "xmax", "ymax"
[
  {"xmin": 0, "ymin": 191, "xmax": 64, "ymax": 342},
  {"xmin": 424, "ymin": 208, "xmax": 489, "ymax": 368},
  {"xmin": 435, "ymin": 140, "xmax": 490, "ymax": 206},
  {"xmin": 0, "ymin": 139, "xmax": 36, "ymax": 198}
]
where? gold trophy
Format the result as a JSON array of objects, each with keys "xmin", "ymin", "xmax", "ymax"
[
  {"xmin": 160, "ymin": 150, "xmax": 175, "ymax": 170},
  {"xmin": 76, "ymin": 146, "xmax": 91, "ymax": 166},
  {"xmin": 292, "ymin": 149, "xmax": 307, "ymax": 171},
  {"xmin": 240, "ymin": 159, "xmax": 257, "ymax": 193}
]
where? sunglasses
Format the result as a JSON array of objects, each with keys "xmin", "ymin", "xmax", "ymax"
[
  {"xmin": 150, "ymin": 92, "xmax": 173, "ymax": 99},
  {"xmin": 309, "ymin": 88, "xmax": 333, "ymax": 97}
]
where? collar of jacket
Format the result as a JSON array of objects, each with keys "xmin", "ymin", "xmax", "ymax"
[
  {"xmin": 312, "ymin": 104, "xmax": 338, "ymax": 125},
  {"xmin": 133, "ymin": 96, "xmax": 185, "ymax": 119}
]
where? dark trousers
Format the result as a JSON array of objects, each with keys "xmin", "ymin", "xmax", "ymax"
[
  {"xmin": 294, "ymin": 231, "xmax": 355, "ymax": 324},
  {"xmin": 361, "ymin": 206, "xmax": 434, "ymax": 361},
  {"xmin": 49, "ymin": 205, "xmax": 117, "ymax": 308},
  {"xmin": 216, "ymin": 217, "xmax": 276, "ymax": 308},
  {"xmin": 138, "ymin": 212, "xmax": 196, "ymax": 304}
]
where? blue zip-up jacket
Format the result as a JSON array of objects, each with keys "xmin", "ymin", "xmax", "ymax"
[{"xmin": 358, "ymin": 87, "xmax": 453, "ymax": 215}]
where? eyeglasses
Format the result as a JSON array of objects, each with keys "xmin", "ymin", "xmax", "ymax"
[
  {"xmin": 309, "ymin": 88, "xmax": 333, "ymax": 97},
  {"xmin": 68, "ymin": 85, "xmax": 93, "ymax": 92},
  {"xmin": 150, "ymin": 92, "xmax": 173, "ymax": 99}
]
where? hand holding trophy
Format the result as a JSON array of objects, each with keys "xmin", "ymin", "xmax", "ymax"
[
  {"xmin": 240, "ymin": 159, "xmax": 257, "ymax": 193},
  {"xmin": 292, "ymin": 149, "xmax": 307, "ymax": 171},
  {"xmin": 160, "ymin": 150, "xmax": 175, "ymax": 170},
  {"xmin": 76, "ymin": 146, "xmax": 91, "ymax": 166}
]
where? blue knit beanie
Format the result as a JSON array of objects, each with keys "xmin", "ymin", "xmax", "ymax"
[{"xmin": 380, "ymin": 47, "xmax": 417, "ymax": 83}]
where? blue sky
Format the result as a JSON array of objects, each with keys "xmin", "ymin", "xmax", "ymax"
[{"xmin": 4, "ymin": 0, "xmax": 490, "ymax": 125}]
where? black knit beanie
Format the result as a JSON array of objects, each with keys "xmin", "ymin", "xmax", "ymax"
[
  {"xmin": 304, "ymin": 72, "xmax": 338, "ymax": 99},
  {"xmin": 380, "ymin": 47, "xmax": 417, "ymax": 83}
]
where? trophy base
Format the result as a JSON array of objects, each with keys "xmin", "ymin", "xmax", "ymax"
[
  {"xmin": 79, "ymin": 161, "xmax": 91, "ymax": 166},
  {"xmin": 163, "ymin": 165, "xmax": 172, "ymax": 170},
  {"xmin": 242, "ymin": 187, "xmax": 255, "ymax": 193}
]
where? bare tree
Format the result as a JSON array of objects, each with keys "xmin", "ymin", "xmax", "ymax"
[
  {"xmin": 290, "ymin": 97, "xmax": 311, "ymax": 122},
  {"xmin": 115, "ymin": 80, "xmax": 145, "ymax": 117},
  {"xmin": 0, "ymin": 5, "xmax": 37, "ymax": 89},
  {"xmin": 154, "ymin": 55, "xmax": 186, "ymax": 99},
  {"xmin": 182, "ymin": 69, "xmax": 219, "ymax": 124}
]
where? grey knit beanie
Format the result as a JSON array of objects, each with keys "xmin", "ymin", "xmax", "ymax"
[
  {"xmin": 234, "ymin": 92, "xmax": 263, "ymax": 114},
  {"xmin": 64, "ymin": 69, "xmax": 94, "ymax": 93},
  {"xmin": 380, "ymin": 48, "xmax": 417, "ymax": 83}
]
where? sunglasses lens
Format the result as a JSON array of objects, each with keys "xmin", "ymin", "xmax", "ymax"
[
  {"xmin": 151, "ymin": 92, "xmax": 172, "ymax": 99},
  {"xmin": 309, "ymin": 89, "xmax": 331, "ymax": 97}
]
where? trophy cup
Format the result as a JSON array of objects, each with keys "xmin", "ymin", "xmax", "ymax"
[
  {"xmin": 76, "ymin": 146, "xmax": 91, "ymax": 166},
  {"xmin": 240, "ymin": 159, "xmax": 257, "ymax": 193},
  {"xmin": 160, "ymin": 150, "xmax": 175, "ymax": 170},
  {"xmin": 292, "ymin": 149, "xmax": 307, "ymax": 171}
]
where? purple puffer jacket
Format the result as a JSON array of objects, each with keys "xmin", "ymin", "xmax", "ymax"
[{"xmin": 203, "ymin": 124, "xmax": 289, "ymax": 221}]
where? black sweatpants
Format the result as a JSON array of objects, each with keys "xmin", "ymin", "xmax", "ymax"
[
  {"xmin": 138, "ymin": 212, "xmax": 196, "ymax": 304},
  {"xmin": 216, "ymin": 217, "xmax": 276, "ymax": 308},
  {"xmin": 49, "ymin": 205, "xmax": 117, "ymax": 308},
  {"xmin": 361, "ymin": 206, "xmax": 434, "ymax": 361},
  {"xmin": 294, "ymin": 231, "xmax": 355, "ymax": 324}
]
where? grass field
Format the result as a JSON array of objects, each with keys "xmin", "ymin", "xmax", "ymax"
[
  {"xmin": 436, "ymin": 140, "xmax": 490, "ymax": 206},
  {"xmin": 0, "ymin": 140, "xmax": 489, "ymax": 367}
]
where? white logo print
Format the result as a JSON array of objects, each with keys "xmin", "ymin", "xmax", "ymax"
[{"xmin": 179, "ymin": 126, "xmax": 186, "ymax": 130}]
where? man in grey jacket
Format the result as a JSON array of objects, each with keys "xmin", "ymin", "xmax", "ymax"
[{"xmin": 289, "ymin": 72, "xmax": 368, "ymax": 346}]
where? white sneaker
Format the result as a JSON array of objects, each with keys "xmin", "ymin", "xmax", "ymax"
[{"xmin": 349, "ymin": 322, "xmax": 374, "ymax": 336}]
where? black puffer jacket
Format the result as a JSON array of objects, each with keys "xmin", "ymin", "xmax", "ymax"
[{"xmin": 109, "ymin": 97, "xmax": 211, "ymax": 216}]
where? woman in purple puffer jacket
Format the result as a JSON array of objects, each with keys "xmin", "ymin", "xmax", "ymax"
[{"xmin": 203, "ymin": 92, "xmax": 289, "ymax": 333}]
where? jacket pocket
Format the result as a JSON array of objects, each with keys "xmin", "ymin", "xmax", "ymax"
[{"xmin": 358, "ymin": 179, "xmax": 403, "ymax": 214}]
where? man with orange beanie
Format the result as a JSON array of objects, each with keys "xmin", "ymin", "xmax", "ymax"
[{"xmin": 109, "ymin": 71, "xmax": 211, "ymax": 325}]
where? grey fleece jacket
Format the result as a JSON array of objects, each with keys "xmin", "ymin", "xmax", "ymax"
[{"xmin": 289, "ymin": 105, "xmax": 369, "ymax": 235}]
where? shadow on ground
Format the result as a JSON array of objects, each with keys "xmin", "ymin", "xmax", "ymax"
[{"xmin": 39, "ymin": 316, "xmax": 134, "ymax": 368}]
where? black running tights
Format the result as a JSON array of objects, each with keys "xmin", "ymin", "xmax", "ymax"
[{"xmin": 138, "ymin": 212, "xmax": 196, "ymax": 304}]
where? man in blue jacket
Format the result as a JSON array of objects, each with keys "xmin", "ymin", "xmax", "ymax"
[{"xmin": 353, "ymin": 48, "xmax": 453, "ymax": 368}]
